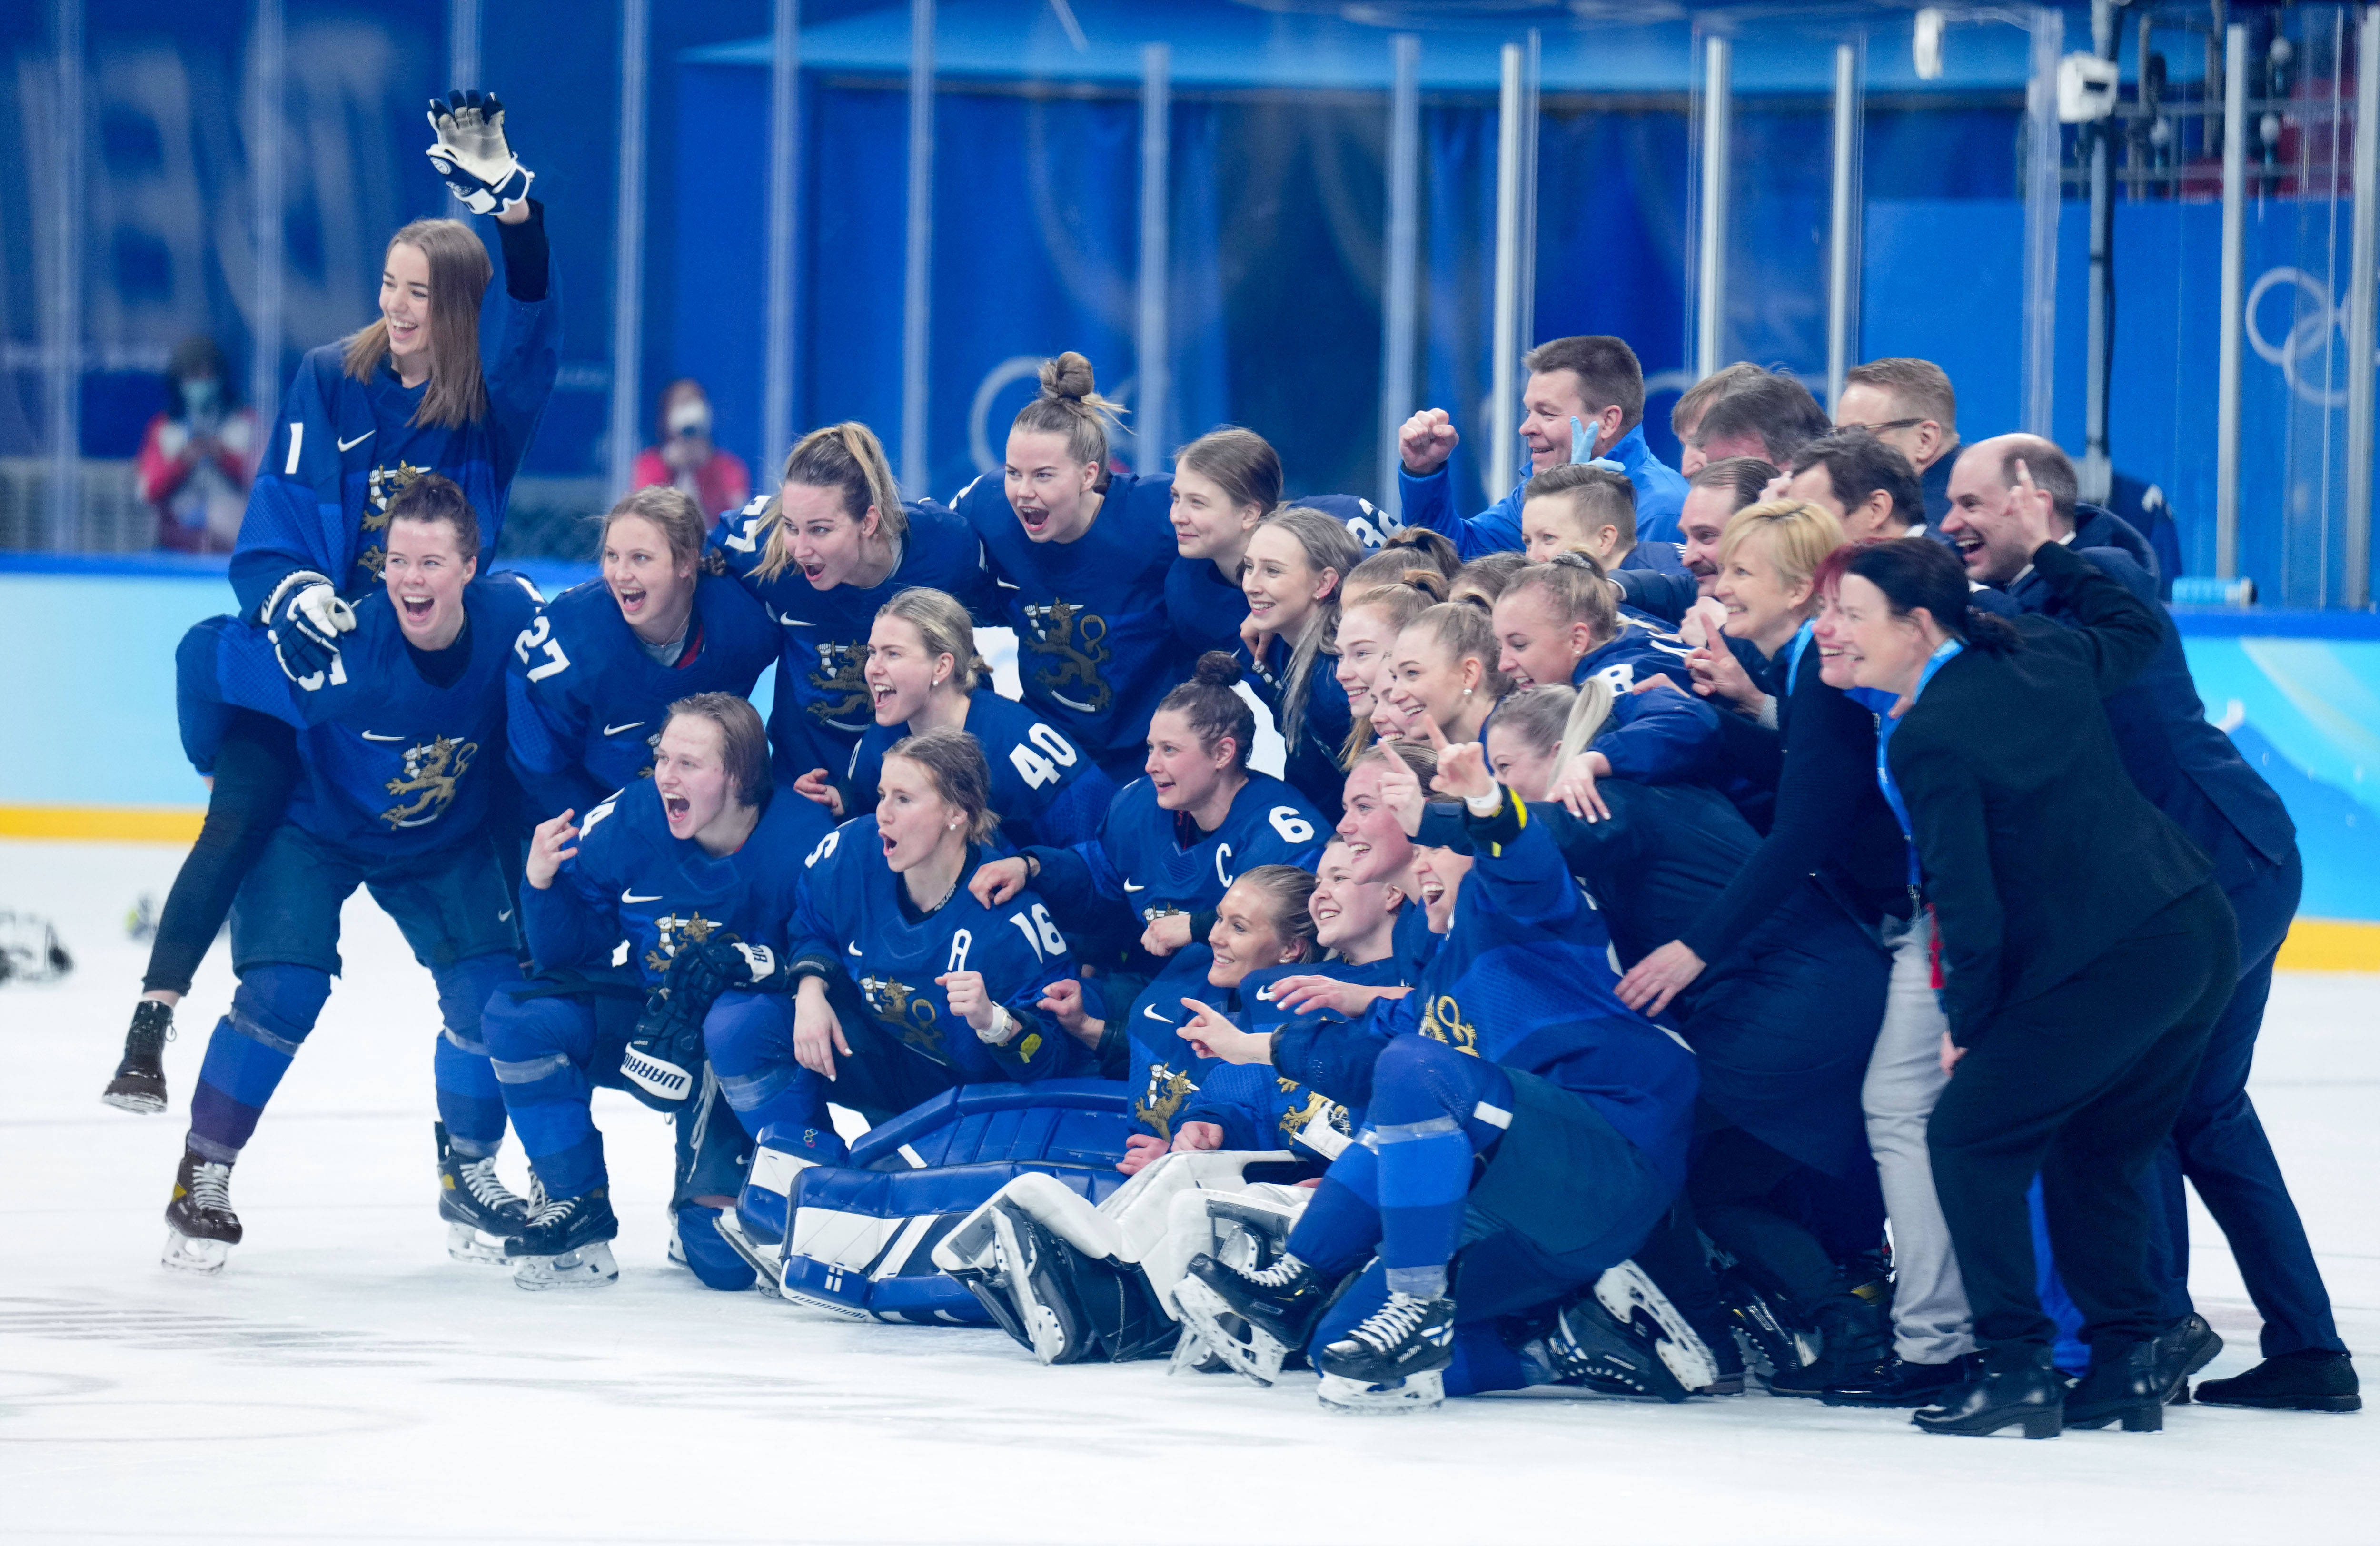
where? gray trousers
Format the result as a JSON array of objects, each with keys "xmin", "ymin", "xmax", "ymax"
[{"xmin": 1864, "ymin": 912, "xmax": 1976, "ymax": 1364}]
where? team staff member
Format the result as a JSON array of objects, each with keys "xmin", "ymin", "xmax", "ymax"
[
  {"xmin": 1833, "ymin": 519, "xmax": 2237, "ymax": 1441},
  {"xmin": 1395, "ymin": 336, "xmax": 1689, "ymax": 554},
  {"xmin": 1938, "ymin": 435, "xmax": 2354, "ymax": 1413},
  {"xmin": 105, "ymin": 92, "xmax": 560, "ymax": 1116}
]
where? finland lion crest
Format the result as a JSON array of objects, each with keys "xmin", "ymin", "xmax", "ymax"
[
  {"xmin": 353, "ymin": 460, "xmax": 429, "ymax": 583},
  {"xmin": 380, "ymin": 735, "xmax": 479, "ymax": 829},
  {"xmin": 1021, "ymin": 600, "xmax": 1113, "ymax": 714}
]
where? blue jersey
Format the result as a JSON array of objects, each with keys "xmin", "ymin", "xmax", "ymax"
[
  {"xmin": 1239, "ymin": 632, "xmax": 1353, "ymax": 823},
  {"xmin": 1182, "ymin": 957, "xmax": 1415, "ymax": 1163},
  {"xmin": 957, "ymin": 471, "xmax": 1185, "ymax": 774},
  {"xmin": 181, "ymin": 575, "xmax": 539, "ymax": 861},
  {"xmin": 1572, "ymin": 619, "xmax": 1698, "ymax": 695},
  {"xmin": 842, "ymin": 688, "xmax": 1111, "ymax": 849},
  {"xmin": 505, "ymin": 572, "xmax": 780, "ymax": 824},
  {"xmin": 1125, "ymin": 947, "xmax": 1232, "ymax": 1142},
  {"xmin": 1270, "ymin": 792, "xmax": 1700, "ymax": 1189},
  {"xmin": 1162, "ymin": 493, "xmax": 1403, "ymax": 657},
  {"xmin": 710, "ymin": 496, "xmax": 1001, "ymax": 783},
  {"xmin": 1027, "ymin": 772, "xmax": 1329, "ymax": 931},
  {"xmin": 520, "ymin": 777, "xmax": 831, "ymax": 986},
  {"xmin": 229, "ymin": 217, "xmax": 558, "ymax": 613},
  {"xmin": 789, "ymin": 820, "xmax": 1088, "ymax": 1084},
  {"xmin": 1396, "ymin": 424, "xmax": 1690, "ymax": 557}
]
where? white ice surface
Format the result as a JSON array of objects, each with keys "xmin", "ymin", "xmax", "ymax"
[{"xmin": 1, "ymin": 840, "xmax": 2372, "ymax": 1545}]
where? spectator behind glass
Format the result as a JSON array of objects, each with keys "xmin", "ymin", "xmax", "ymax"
[
  {"xmin": 633, "ymin": 378, "xmax": 752, "ymax": 516},
  {"xmin": 140, "ymin": 336, "xmax": 259, "ymax": 554}
]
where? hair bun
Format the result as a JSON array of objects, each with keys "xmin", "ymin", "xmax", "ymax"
[
  {"xmin": 1039, "ymin": 351, "xmax": 1098, "ymax": 403},
  {"xmin": 1192, "ymin": 649, "xmax": 1245, "ymax": 688},
  {"xmin": 1404, "ymin": 570, "xmax": 1450, "ymax": 603}
]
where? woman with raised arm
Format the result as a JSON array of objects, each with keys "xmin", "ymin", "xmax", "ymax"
[{"xmin": 105, "ymin": 91, "xmax": 560, "ymax": 1117}]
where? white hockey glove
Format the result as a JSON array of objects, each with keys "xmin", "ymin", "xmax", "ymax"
[
  {"xmin": 261, "ymin": 571, "xmax": 357, "ymax": 685},
  {"xmin": 425, "ymin": 90, "xmax": 533, "ymax": 216}
]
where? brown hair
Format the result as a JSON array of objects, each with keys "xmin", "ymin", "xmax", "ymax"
[
  {"xmin": 1690, "ymin": 455, "xmax": 1782, "ymax": 515},
  {"xmin": 1989, "ymin": 434, "xmax": 2079, "ymax": 529},
  {"xmin": 1489, "ymin": 679, "xmax": 1619, "ymax": 782},
  {"xmin": 1174, "ymin": 426, "xmax": 1282, "ymax": 513},
  {"xmin": 667, "ymin": 692, "xmax": 771, "ymax": 806},
  {"xmin": 1013, "ymin": 351, "xmax": 1126, "ymax": 471},
  {"xmin": 875, "ymin": 586, "xmax": 988, "ymax": 696},
  {"xmin": 1717, "ymin": 498, "xmax": 1847, "ymax": 593},
  {"xmin": 384, "ymin": 472, "xmax": 482, "ymax": 563},
  {"xmin": 1337, "ymin": 575, "xmax": 1448, "ymax": 767},
  {"xmin": 603, "ymin": 486, "xmax": 706, "ymax": 572},
  {"xmin": 1524, "ymin": 463, "xmax": 1637, "ymax": 551},
  {"xmin": 1450, "ymin": 550, "xmax": 1530, "ymax": 610},
  {"xmin": 1503, "ymin": 552, "xmax": 1619, "ymax": 648},
  {"xmin": 1156, "ymin": 652, "xmax": 1257, "ymax": 772},
  {"xmin": 883, "ymin": 726, "xmax": 1000, "ymax": 845},
  {"xmin": 1355, "ymin": 736, "xmax": 1438, "ymax": 787},
  {"xmin": 1256, "ymin": 506, "xmax": 1363, "ymax": 756},
  {"xmin": 344, "ymin": 220, "xmax": 493, "ymax": 430},
  {"xmin": 1670, "ymin": 361, "xmax": 1767, "ymax": 441},
  {"xmin": 1522, "ymin": 335, "xmax": 1648, "ymax": 430},
  {"xmin": 1844, "ymin": 357, "xmax": 1958, "ymax": 433},
  {"xmin": 1228, "ymin": 864, "xmax": 1320, "ymax": 962},
  {"xmin": 754, "ymin": 422, "xmax": 905, "ymax": 584}
]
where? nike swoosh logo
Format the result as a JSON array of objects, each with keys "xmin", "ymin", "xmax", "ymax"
[
  {"xmin": 603, "ymin": 721, "xmax": 645, "ymax": 736},
  {"xmin": 781, "ymin": 618, "xmax": 816, "ymax": 629},
  {"xmin": 847, "ymin": 942, "xmax": 864, "ymax": 956},
  {"xmin": 497, "ymin": 910, "xmax": 513, "ymax": 922},
  {"xmin": 361, "ymin": 731, "xmax": 404, "ymax": 742},
  {"xmin": 1255, "ymin": 986, "xmax": 1275, "ymax": 1001},
  {"xmin": 337, "ymin": 431, "xmax": 373, "ymax": 452},
  {"xmin": 621, "ymin": 891, "xmax": 662, "ymax": 904},
  {"xmin": 1144, "ymin": 1005, "xmax": 1170, "ymax": 1021},
  {"xmin": 1122, "ymin": 881, "xmax": 1145, "ymax": 892}
]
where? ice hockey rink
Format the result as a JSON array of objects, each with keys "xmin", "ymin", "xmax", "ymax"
[{"xmin": 2, "ymin": 837, "xmax": 2372, "ymax": 1546}]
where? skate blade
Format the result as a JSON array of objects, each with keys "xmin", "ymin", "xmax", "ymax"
[
  {"xmin": 1595, "ymin": 1259, "xmax": 1720, "ymax": 1393},
  {"xmin": 710, "ymin": 1210, "xmax": 783, "ymax": 1281},
  {"xmin": 102, "ymin": 1088, "xmax": 167, "ymax": 1115},
  {"xmin": 1317, "ymin": 1368, "xmax": 1445, "ymax": 1414},
  {"xmin": 985, "ymin": 1208, "xmax": 1077, "ymax": 1367},
  {"xmin": 1168, "ymin": 1326, "xmax": 1233, "ymax": 1377},
  {"xmin": 511, "ymin": 1240, "xmax": 619, "ymax": 1291},
  {"xmin": 1171, "ymin": 1278, "xmax": 1286, "ymax": 1387},
  {"xmin": 160, "ymin": 1229, "xmax": 231, "ymax": 1276},
  {"xmin": 445, "ymin": 1219, "xmax": 517, "ymax": 1265}
]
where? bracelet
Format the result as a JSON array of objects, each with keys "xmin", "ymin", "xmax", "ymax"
[
  {"xmin": 1024, "ymin": 854, "xmax": 1041, "ymax": 882},
  {"xmin": 977, "ymin": 1004, "xmax": 1021, "ymax": 1046},
  {"xmin": 1464, "ymin": 786, "xmax": 1505, "ymax": 817}
]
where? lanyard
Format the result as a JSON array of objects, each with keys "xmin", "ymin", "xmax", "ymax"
[
  {"xmin": 1782, "ymin": 619, "xmax": 1816, "ymax": 695},
  {"xmin": 1873, "ymin": 639, "xmax": 1964, "ymax": 891}
]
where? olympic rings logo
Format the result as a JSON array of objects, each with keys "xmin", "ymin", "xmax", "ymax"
[{"xmin": 2246, "ymin": 265, "xmax": 2378, "ymax": 408}]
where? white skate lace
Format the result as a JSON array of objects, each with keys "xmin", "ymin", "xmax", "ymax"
[
  {"xmin": 188, "ymin": 1160, "xmax": 234, "ymax": 1215},
  {"xmin": 460, "ymin": 1156, "xmax": 525, "ymax": 1212},
  {"xmin": 525, "ymin": 1195, "xmax": 577, "ymax": 1229},
  {"xmin": 1349, "ymin": 1292, "xmax": 1434, "ymax": 1353},
  {"xmin": 1238, "ymin": 1253, "xmax": 1308, "ymax": 1290}
]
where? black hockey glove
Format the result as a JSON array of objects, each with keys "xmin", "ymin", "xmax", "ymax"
[{"xmin": 621, "ymin": 940, "xmax": 788, "ymax": 1113}]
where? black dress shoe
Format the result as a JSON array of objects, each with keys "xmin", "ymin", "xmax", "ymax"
[
  {"xmin": 1766, "ymin": 1291, "xmax": 1892, "ymax": 1398},
  {"xmin": 2067, "ymin": 1339, "xmax": 2165, "ymax": 1432},
  {"xmin": 1823, "ymin": 1352, "xmax": 1975, "ymax": 1408},
  {"xmin": 2153, "ymin": 1313, "xmax": 2223, "ymax": 1404},
  {"xmin": 2193, "ymin": 1350, "xmax": 2362, "ymax": 1413},
  {"xmin": 1913, "ymin": 1355, "xmax": 2063, "ymax": 1438}
]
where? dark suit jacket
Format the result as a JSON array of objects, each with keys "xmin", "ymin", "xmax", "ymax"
[
  {"xmin": 1889, "ymin": 541, "xmax": 2215, "ymax": 1046},
  {"xmin": 2008, "ymin": 545, "xmax": 2294, "ymax": 892}
]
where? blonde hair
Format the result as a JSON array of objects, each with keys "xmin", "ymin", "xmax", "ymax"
[
  {"xmin": 1717, "ymin": 498, "xmax": 1846, "ymax": 593},
  {"xmin": 343, "ymin": 219, "xmax": 492, "ymax": 429},
  {"xmin": 754, "ymin": 422, "xmax": 905, "ymax": 584},
  {"xmin": 1402, "ymin": 601, "xmax": 1512, "ymax": 703},
  {"xmin": 1229, "ymin": 865, "xmax": 1319, "ymax": 962},
  {"xmin": 875, "ymin": 586, "xmax": 987, "ymax": 696},
  {"xmin": 883, "ymin": 727, "xmax": 1000, "ymax": 845},
  {"xmin": 603, "ymin": 486, "xmax": 706, "ymax": 572},
  {"xmin": 1488, "ymin": 680, "xmax": 1617, "ymax": 796},
  {"xmin": 1013, "ymin": 352, "xmax": 1126, "ymax": 471},
  {"xmin": 1337, "ymin": 575, "xmax": 1448, "ymax": 768},
  {"xmin": 1502, "ymin": 553, "xmax": 1619, "ymax": 648},
  {"xmin": 1175, "ymin": 426, "xmax": 1281, "ymax": 512},
  {"xmin": 1254, "ymin": 506, "xmax": 1362, "ymax": 757}
]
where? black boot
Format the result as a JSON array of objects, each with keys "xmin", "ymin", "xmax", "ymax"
[
  {"xmin": 1180, "ymin": 1252, "xmax": 1333, "ymax": 1354},
  {"xmin": 1767, "ymin": 1290, "xmax": 1892, "ymax": 1398},
  {"xmin": 162, "ymin": 1145, "xmax": 241, "ymax": 1275},
  {"xmin": 2193, "ymin": 1350, "xmax": 2362, "ymax": 1413},
  {"xmin": 2066, "ymin": 1339, "xmax": 2165, "ymax": 1432},
  {"xmin": 102, "ymin": 1001, "xmax": 175, "ymax": 1114},
  {"xmin": 1913, "ymin": 1349, "xmax": 2064, "ymax": 1439},
  {"xmin": 1823, "ymin": 1352, "xmax": 1978, "ymax": 1408},
  {"xmin": 2153, "ymin": 1312, "xmax": 2223, "ymax": 1404}
]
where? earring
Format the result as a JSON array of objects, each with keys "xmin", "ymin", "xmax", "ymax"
[{"xmin": 1462, "ymin": 686, "xmax": 1473, "ymax": 697}]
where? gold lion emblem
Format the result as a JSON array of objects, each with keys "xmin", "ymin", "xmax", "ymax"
[
  {"xmin": 379, "ymin": 735, "xmax": 479, "ymax": 829},
  {"xmin": 1275, "ymin": 1083, "xmax": 1352, "ymax": 1149},
  {"xmin": 1137, "ymin": 1064, "xmax": 1195, "ymax": 1140},
  {"xmin": 861, "ymin": 973, "xmax": 943, "ymax": 1059},
  {"xmin": 1021, "ymin": 601, "xmax": 1113, "ymax": 714},
  {"xmin": 1418, "ymin": 993, "xmax": 1481, "ymax": 1056},
  {"xmin": 642, "ymin": 911, "xmax": 725, "ymax": 975},
  {"xmin": 805, "ymin": 639, "xmax": 873, "ymax": 730}
]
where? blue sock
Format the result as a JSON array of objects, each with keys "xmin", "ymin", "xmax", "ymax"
[
  {"xmin": 431, "ymin": 953, "xmax": 520, "ymax": 1158},
  {"xmin": 1356, "ymin": 1035, "xmax": 1516, "ymax": 1298},
  {"xmin": 483, "ymin": 991, "xmax": 605, "ymax": 1197},
  {"xmin": 187, "ymin": 963, "xmax": 330, "ymax": 1161}
]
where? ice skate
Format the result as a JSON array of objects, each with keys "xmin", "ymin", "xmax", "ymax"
[
  {"xmin": 435, "ymin": 1121, "xmax": 532, "ymax": 1265},
  {"xmin": 1595, "ymin": 1259, "xmax": 1722, "ymax": 1395},
  {"xmin": 161, "ymin": 1145, "xmax": 240, "ymax": 1276},
  {"xmin": 102, "ymin": 1000, "xmax": 174, "ymax": 1114},
  {"xmin": 1174, "ymin": 1251, "xmax": 1330, "ymax": 1387},
  {"xmin": 1313, "ymin": 1293, "xmax": 1456, "ymax": 1414},
  {"xmin": 1545, "ymin": 1283, "xmax": 1692, "ymax": 1402},
  {"xmin": 1716, "ymin": 1266, "xmax": 1816, "ymax": 1384},
  {"xmin": 982, "ymin": 1199, "xmax": 1095, "ymax": 1364},
  {"xmin": 506, "ymin": 1186, "xmax": 620, "ymax": 1290}
]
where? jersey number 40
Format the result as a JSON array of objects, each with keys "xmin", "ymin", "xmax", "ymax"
[{"xmin": 1006, "ymin": 723, "xmax": 1081, "ymax": 789}]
